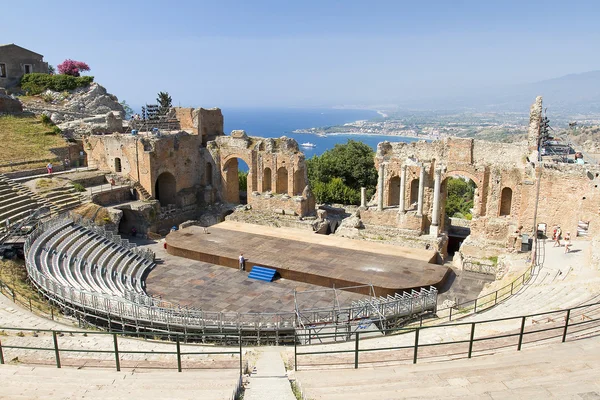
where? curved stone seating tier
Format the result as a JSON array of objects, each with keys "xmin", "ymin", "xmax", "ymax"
[
  {"xmin": 0, "ymin": 176, "xmax": 49, "ymax": 234},
  {"xmin": 26, "ymin": 219, "xmax": 155, "ymax": 303}
]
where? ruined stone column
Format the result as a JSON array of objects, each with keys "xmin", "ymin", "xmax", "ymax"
[
  {"xmin": 360, "ymin": 187, "xmax": 366, "ymax": 208},
  {"xmin": 398, "ymin": 164, "xmax": 407, "ymax": 213},
  {"xmin": 377, "ymin": 163, "xmax": 385, "ymax": 211},
  {"xmin": 417, "ymin": 164, "xmax": 425, "ymax": 216},
  {"xmin": 430, "ymin": 168, "xmax": 442, "ymax": 236}
]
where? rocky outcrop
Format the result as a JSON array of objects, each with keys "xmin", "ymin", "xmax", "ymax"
[
  {"xmin": 0, "ymin": 88, "xmax": 23, "ymax": 113},
  {"xmin": 57, "ymin": 111, "xmax": 123, "ymax": 137},
  {"xmin": 22, "ymin": 83, "xmax": 125, "ymax": 136},
  {"xmin": 66, "ymin": 83, "xmax": 123, "ymax": 116}
]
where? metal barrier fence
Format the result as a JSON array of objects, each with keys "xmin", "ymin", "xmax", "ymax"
[
  {"xmin": 0, "ymin": 326, "xmax": 244, "ymax": 373},
  {"xmin": 0, "ymin": 327, "xmax": 245, "ymax": 400},
  {"xmin": 294, "ymin": 301, "xmax": 600, "ymax": 370},
  {"xmin": 433, "ymin": 262, "xmax": 534, "ymax": 324}
]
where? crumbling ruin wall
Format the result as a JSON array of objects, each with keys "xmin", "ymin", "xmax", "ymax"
[
  {"xmin": 361, "ymin": 97, "xmax": 600, "ymax": 260},
  {"xmin": 209, "ymin": 131, "xmax": 314, "ymax": 216}
]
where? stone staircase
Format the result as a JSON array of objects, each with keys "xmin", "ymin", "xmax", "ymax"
[
  {"xmin": 0, "ymin": 174, "xmax": 52, "ymax": 234},
  {"xmin": 37, "ymin": 183, "xmax": 85, "ymax": 214},
  {"xmin": 133, "ymin": 181, "xmax": 153, "ymax": 200},
  {"xmin": 0, "ymin": 365, "xmax": 240, "ymax": 400}
]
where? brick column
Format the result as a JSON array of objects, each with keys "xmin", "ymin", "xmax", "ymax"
[
  {"xmin": 430, "ymin": 168, "xmax": 442, "ymax": 236},
  {"xmin": 377, "ymin": 163, "xmax": 385, "ymax": 211},
  {"xmin": 398, "ymin": 164, "xmax": 407, "ymax": 214},
  {"xmin": 417, "ymin": 164, "xmax": 425, "ymax": 216}
]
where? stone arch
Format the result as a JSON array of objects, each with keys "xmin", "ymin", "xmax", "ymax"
[
  {"xmin": 388, "ymin": 175, "xmax": 400, "ymax": 206},
  {"xmin": 263, "ymin": 167, "xmax": 272, "ymax": 192},
  {"xmin": 499, "ymin": 187, "xmax": 513, "ymax": 216},
  {"xmin": 155, "ymin": 172, "xmax": 177, "ymax": 207},
  {"xmin": 205, "ymin": 162, "xmax": 213, "ymax": 186},
  {"xmin": 409, "ymin": 178, "xmax": 419, "ymax": 206},
  {"xmin": 276, "ymin": 166, "xmax": 288, "ymax": 194},
  {"xmin": 114, "ymin": 157, "xmax": 122, "ymax": 173},
  {"xmin": 441, "ymin": 175, "xmax": 477, "ymax": 219},
  {"xmin": 222, "ymin": 157, "xmax": 249, "ymax": 204},
  {"xmin": 442, "ymin": 170, "xmax": 482, "ymax": 189}
]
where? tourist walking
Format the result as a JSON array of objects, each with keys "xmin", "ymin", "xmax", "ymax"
[
  {"xmin": 239, "ymin": 253, "xmax": 246, "ymax": 271},
  {"xmin": 46, "ymin": 162, "xmax": 53, "ymax": 175},
  {"xmin": 564, "ymin": 232, "xmax": 572, "ymax": 253},
  {"xmin": 553, "ymin": 226, "xmax": 562, "ymax": 247}
]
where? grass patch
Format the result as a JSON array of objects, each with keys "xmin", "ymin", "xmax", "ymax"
[
  {"xmin": 0, "ymin": 115, "xmax": 67, "ymax": 170},
  {"xmin": 0, "ymin": 259, "xmax": 56, "ymax": 314}
]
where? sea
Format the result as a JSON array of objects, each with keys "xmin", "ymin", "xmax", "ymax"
[{"xmin": 221, "ymin": 107, "xmax": 419, "ymax": 159}]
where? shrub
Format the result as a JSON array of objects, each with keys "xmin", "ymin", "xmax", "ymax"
[
  {"xmin": 41, "ymin": 93, "xmax": 54, "ymax": 103},
  {"xmin": 57, "ymin": 59, "xmax": 90, "ymax": 77},
  {"xmin": 20, "ymin": 73, "xmax": 94, "ymax": 95},
  {"xmin": 72, "ymin": 183, "xmax": 85, "ymax": 192},
  {"xmin": 40, "ymin": 114, "xmax": 52, "ymax": 126}
]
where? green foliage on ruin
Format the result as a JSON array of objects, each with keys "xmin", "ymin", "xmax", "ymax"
[
  {"xmin": 445, "ymin": 177, "xmax": 475, "ymax": 219},
  {"xmin": 307, "ymin": 140, "xmax": 377, "ymax": 205},
  {"xmin": 20, "ymin": 73, "xmax": 94, "ymax": 95}
]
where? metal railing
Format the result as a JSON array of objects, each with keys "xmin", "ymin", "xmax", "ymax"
[
  {"xmin": 433, "ymin": 262, "xmax": 534, "ymax": 323},
  {"xmin": 294, "ymin": 301, "xmax": 600, "ymax": 370},
  {"xmin": 0, "ymin": 327, "xmax": 245, "ymax": 400}
]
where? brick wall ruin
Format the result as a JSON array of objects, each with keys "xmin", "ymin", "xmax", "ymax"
[
  {"xmin": 361, "ymin": 96, "xmax": 600, "ymax": 258},
  {"xmin": 83, "ymin": 107, "xmax": 315, "ymax": 220}
]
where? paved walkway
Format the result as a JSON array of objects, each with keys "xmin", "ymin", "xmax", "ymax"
[
  {"xmin": 245, "ymin": 347, "xmax": 296, "ymax": 400},
  {"xmin": 294, "ymin": 333, "xmax": 600, "ymax": 399}
]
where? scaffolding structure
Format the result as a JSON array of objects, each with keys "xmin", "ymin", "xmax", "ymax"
[{"xmin": 294, "ymin": 284, "xmax": 438, "ymax": 344}]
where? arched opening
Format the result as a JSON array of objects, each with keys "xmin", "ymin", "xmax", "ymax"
[
  {"xmin": 223, "ymin": 157, "xmax": 249, "ymax": 204},
  {"xmin": 499, "ymin": 187, "xmax": 512, "ymax": 216},
  {"xmin": 263, "ymin": 167, "xmax": 272, "ymax": 192},
  {"xmin": 442, "ymin": 175, "xmax": 477, "ymax": 257},
  {"xmin": 205, "ymin": 162, "xmax": 213, "ymax": 186},
  {"xmin": 276, "ymin": 166, "xmax": 288, "ymax": 194},
  {"xmin": 409, "ymin": 178, "xmax": 419, "ymax": 207},
  {"xmin": 294, "ymin": 169, "xmax": 304, "ymax": 195},
  {"xmin": 114, "ymin": 157, "xmax": 122, "ymax": 173},
  {"xmin": 155, "ymin": 172, "xmax": 177, "ymax": 207},
  {"xmin": 388, "ymin": 176, "xmax": 400, "ymax": 206}
]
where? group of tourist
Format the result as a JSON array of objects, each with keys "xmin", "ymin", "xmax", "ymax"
[{"xmin": 552, "ymin": 225, "xmax": 572, "ymax": 253}]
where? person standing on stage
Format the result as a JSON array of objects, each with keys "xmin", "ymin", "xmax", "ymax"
[{"xmin": 239, "ymin": 253, "xmax": 246, "ymax": 271}]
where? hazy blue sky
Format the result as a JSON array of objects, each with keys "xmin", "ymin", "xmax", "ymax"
[{"xmin": 3, "ymin": 0, "xmax": 600, "ymax": 107}]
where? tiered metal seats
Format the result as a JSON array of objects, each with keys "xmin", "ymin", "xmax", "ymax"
[{"xmin": 28, "ymin": 219, "xmax": 155, "ymax": 300}]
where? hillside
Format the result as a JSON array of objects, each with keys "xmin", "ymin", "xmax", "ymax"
[{"xmin": 0, "ymin": 114, "xmax": 70, "ymax": 172}]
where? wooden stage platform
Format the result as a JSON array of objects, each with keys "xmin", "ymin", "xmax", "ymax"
[{"xmin": 165, "ymin": 221, "xmax": 450, "ymax": 296}]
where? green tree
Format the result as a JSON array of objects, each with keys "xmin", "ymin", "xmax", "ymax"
[
  {"xmin": 445, "ymin": 177, "xmax": 475, "ymax": 218},
  {"xmin": 120, "ymin": 100, "xmax": 134, "ymax": 119},
  {"xmin": 157, "ymin": 91, "xmax": 172, "ymax": 115},
  {"xmin": 238, "ymin": 170, "xmax": 248, "ymax": 191},
  {"xmin": 307, "ymin": 140, "xmax": 377, "ymax": 205}
]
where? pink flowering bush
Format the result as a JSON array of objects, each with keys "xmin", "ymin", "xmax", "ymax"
[{"xmin": 57, "ymin": 59, "xmax": 90, "ymax": 77}]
